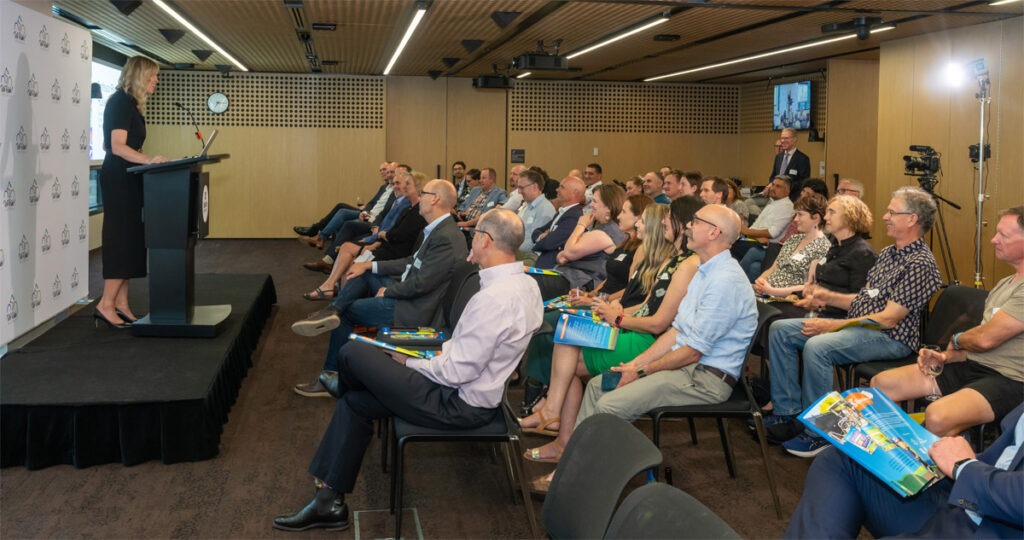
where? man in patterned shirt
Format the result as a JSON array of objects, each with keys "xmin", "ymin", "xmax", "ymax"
[{"xmin": 764, "ymin": 186, "xmax": 942, "ymax": 457}]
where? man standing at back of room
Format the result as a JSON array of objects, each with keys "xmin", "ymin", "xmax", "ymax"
[{"xmin": 770, "ymin": 128, "xmax": 810, "ymax": 200}]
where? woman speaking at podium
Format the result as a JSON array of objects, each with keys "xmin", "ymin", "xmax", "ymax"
[{"xmin": 96, "ymin": 56, "xmax": 168, "ymax": 329}]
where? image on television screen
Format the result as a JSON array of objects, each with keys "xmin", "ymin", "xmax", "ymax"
[{"xmin": 773, "ymin": 81, "xmax": 811, "ymax": 131}]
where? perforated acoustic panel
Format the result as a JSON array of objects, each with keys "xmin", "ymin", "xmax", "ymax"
[
  {"xmin": 510, "ymin": 81, "xmax": 739, "ymax": 134},
  {"xmin": 740, "ymin": 73, "xmax": 827, "ymax": 133},
  {"xmin": 146, "ymin": 71, "xmax": 384, "ymax": 129}
]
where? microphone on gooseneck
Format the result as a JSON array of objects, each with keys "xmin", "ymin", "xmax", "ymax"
[{"xmin": 174, "ymin": 102, "xmax": 205, "ymax": 152}]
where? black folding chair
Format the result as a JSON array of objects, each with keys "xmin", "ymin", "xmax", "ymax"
[{"xmin": 603, "ymin": 482, "xmax": 741, "ymax": 539}]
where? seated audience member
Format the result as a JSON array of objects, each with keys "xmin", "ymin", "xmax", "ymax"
[
  {"xmin": 836, "ymin": 177, "xmax": 865, "ymax": 198},
  {"xmin": 680, "ymin": 171, "xmax": 702, "ymax": 198},
  {"xmin": 533, "ymin": 166, "xmax": 560, "ymax": 200},
  {"xmin": 451, "ymin": 160, "xmax": 468, "ymax": 198},
  {"xmin": 587, "ymin": 195, "xmax": 653, "ymax": 299},
  {"xmin": 528, "ymin": 203, "xmax": 756, "ymax": 492},
  {"xmin": 501, "ymin": 164, "xmax": 529, "ymax": 212},
  {"xmin": 289, "ymin": 180, "xmax": 468, "ymax": 397},
  {"xmin": 582, "ymin": 163, "xmax": 604, "ymax": 209},
  {"xmin": 725, "ymin": 178, "xmax": 751, "ymax": 223},
  {"xmin": 662, "ymin": 170, "xmax": 689, "ymax": 201},
  {"xmin": 765, "ymin": 187, "xmax": 943, "ymax": 457},
  {"xmin": 800, "ymin": 177, "xmax": 829, "ymax": 199},
  {"xmin": 624, "ymin": 176, "xmax": 644, "ymax": 197},
  {"xmin": 273, "ymin": 209, "xmax": 543, "ymax": 532},
  {"xmin": 513, "ymin": 168, "xmax": 557, "ymax": 264},
  {"xmin": 753, "ymin": 193, "xmax": 830, "ymax": 300},
  {"xmin": 732, "ymin": 175, "xmax": 795, "ymax": 281},
  {"xmin": 642, "ymin": 171, "xmax": 670, "ymax": 204},
  {"xmin": 785, "ymin": 402, "xmax": 1024, "ymax": 539},
  {"xmin": 294, "ymin": 162, "xmax": 393, "ymax": 238},
  {"xmin": 298, "ymin": 162, "xmax": 398, "ymax": 250},
  {"xmin": 871, "ymin": 207, "xmax": 1024, "ymax": 436},
  {"xmin": 457, "ymin": 168, "xmax": 507, "ymax": 227},
  {"xmin": 520, "ymin": 199, "xmax": 702, "ymax": 459},
  {"xmin": 555, "ymin": 184, "xmax": 629, "ymax": 290},
  {"xmin": 699, "ymin": 176, "xmax": 727, "ymax": 206},
  {"xmin": 760, "ymin": 178, "xmax": 829, "ymax": 270},
  {"xmin": 532, "ymin": 176, "xmax": 586, "ymax": 269},
  {"xmin": 659, "ymin": 165, "xmax": 672, "ymax": 178},
  {"xmin": 456, "ymin": 167, "xmax": 479, "ymax": 207},
  {"xmin": 303, "ymin": 172, "xmax": 428, "ymax": 300}
]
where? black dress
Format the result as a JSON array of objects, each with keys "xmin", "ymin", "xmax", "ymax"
[{"xmin": 100, "ymin": 89, "xmax": 147, "ymax": 278}]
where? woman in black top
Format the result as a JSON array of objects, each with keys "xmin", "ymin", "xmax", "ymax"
[{"xmin": 97, "ymin": 56, "xmax": 167, "ymax": 328}]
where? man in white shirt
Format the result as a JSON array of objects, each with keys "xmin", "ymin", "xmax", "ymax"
[
  {"xmin": 502, "ymin": 164, "xmax": 529, "ymax": 212},
  {"xmin": 273, "ymin": 208, "xmax": 543, "ymax": 532},
  {"xmin": 582, "ymin": 163, "xmax": 603, "ymax": 211},
  {"xmin": 732, "ymin": 174, "xmax": 794, "ymax": 281},
  {"xmin": 514, "ymin": 169, "xmax": 556, "ymax": 263}
]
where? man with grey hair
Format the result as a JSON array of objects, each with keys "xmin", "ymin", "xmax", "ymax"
[
  {"xmin": 457, "ymin": 168, "xmax": 507, "ymax": 227},
  {"xmin": 275, "ymin": 207, "xmax": 543, "ymax": 532},
  {"xmin": 765, "ymin": 186, "xmax": 942, "ymax": 458},
  {"xmin": 532, "ymin": 176, "xmax": 585, "ymax": 269},
  {"xmin": 513, "ymin": 169, "xmax": 556, "ymax": 261},
  {"xmin": 836, "ymin": 178, "xmax": 865, "ymax": 198},
  {"xmin": 502, "ymin": 164, "xmax": 529, "ymax": 212},
  {"xmin": 771, "ymin": 127, "xmax": 810, "ymax": 200},
  {"xmin": 642, "ymin": 171, "xmax": 670, "ymax": 203}
]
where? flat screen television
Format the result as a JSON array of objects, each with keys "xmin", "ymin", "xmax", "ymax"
[{"xmin": 773, "ymin": 80, "xmax": 812, "ymax": 131}]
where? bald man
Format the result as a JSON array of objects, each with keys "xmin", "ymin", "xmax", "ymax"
[
  {"xmin": 502, "ymin": 164, "xmax": 530, "ymax": 212},
  {"xmin": 573, "ymin": 200, "xmax": 757, "ymax": 425},
  {"xmin": 531, "ymin": 176, "xmax": 586, "ymax": 269},
  {"xmin": 290, "ymin": 179, "xmax": 469, "ymax": 397}
]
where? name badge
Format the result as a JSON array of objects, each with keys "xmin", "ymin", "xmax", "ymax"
[
  {"xmin": 655, "ymin": 288, "xmax": 666, "ymax": 298},
  {"xmin": 659, "ymin": 272, "xmax": 669, "ymax": 280},
  {"xmin": 819, "ymin": 257, "xmax": 828, "ymax": 265},
  {"xmin": 866, "ymin": 288, "xmax": 879, "ymax": 298},
  {"xmin": 615, "ymin": 253, "xmax": 627, "ymax": 261},
  {"xmin": 413, "ymin": 258, "xmax": 422, "ymax": 269},
  {"xmin": 792, "ymin": 253, "xmax": 806, "ymax": 262},
  {"xmin": 788, "ymin": 168, "xmax": 798, "ymax": 175},
  {"xmin": 486, "ymin": 201, "xmax": 495, "ymax": 207},
  {"xmin": 526, "ymin": 217, "xmax": 534, "ymax": 225}
]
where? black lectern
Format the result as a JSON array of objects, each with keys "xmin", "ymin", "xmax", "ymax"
[{"xmin": 127, "ymin": 154, "xmax": 230, "ymax": 337}]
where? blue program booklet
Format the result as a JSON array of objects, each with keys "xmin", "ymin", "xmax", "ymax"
[
  {"xmin": 553, "ymin": 312, "xmax": 618, "ymax": 350},
  {"xmin": 799, "ymin": 388, "xmax": 942, "ymax": 497}
]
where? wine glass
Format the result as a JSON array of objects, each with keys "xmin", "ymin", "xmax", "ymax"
[{"xmin": 920, "ymin": 345, "xmax": 943, "ymax": 401}]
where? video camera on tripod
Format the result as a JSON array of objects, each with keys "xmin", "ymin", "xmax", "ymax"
[{"xmin": 903, "ymin": 145, "xmax": 940, "ymax": 192}]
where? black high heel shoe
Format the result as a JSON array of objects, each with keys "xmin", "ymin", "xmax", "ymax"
[
  {"xmin": 94, "ymin": 309, "xmax": 131, "ymax": 329},
  {"xmin": 115, "ymin": 309, "xmax": 137, "ymax": 323}
]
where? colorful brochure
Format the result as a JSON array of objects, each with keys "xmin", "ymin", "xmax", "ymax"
[
  {"xmin": 525, "ymin": 266, "xmax": 562, "ymax": 276},
  {"xmin": 830, "ymin": 317, "xmax": 890, "ymax": 332},
  {"xmin": 544, "ymin": 295, "xmax": 573, "ymax": 310},
  {"xmin": 379, "ymin": 327, "xmax": 447, "ymax": 341},
  {"xmin": 349, "ymin": 333, "xmax": 439, "ymax": 359},
  {"xmin": 553, "ymin": 312, "xmax": 619, "ymax": 350}
]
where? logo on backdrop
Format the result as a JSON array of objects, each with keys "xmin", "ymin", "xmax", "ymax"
[
  {"xmin": 0, "ymin": 68, "xmax": 12, "ymax": 94},
  {"xmin": 18, "ymin": 236, "xmax": 29, "ymax": 261},
  {"xmin": 79, "ymin": 130, "xmax": 89, "ymax": 151},
  {"xmin": 28, "ymin": 179, "xmax": 40, "ymax": 204},
  {"xmin": 13, "ymin": 16, "xmax": 26, "ymax": 42},
  {"xmin": 27, "ymin": 73, "xmax": 39, "ymax": 97},
  {"xmin": 41, "ymin": 229, "xmax": 52, "ymax": 253},
  {"xmin": 15, "ymin": 127, "xmax": 28, "ymax": 150},
  {"xmin": 6, "ymin": 295, "xmax": 18, "ymax": 323},
  {"xmin": 71, "ymin": 267, "xmax": 80, "ymax": 289},
  {"xmin": 31, "ymin": 284, "xmax": 42, "ymax": 309},
  {"xmin": 60, "ymin": 129, "xmax": 70, "ymax": 151},
  {"xmin": 38, "ymin": 25, "xmax": 49, "ymax": 49},
  {"xmin": 39, "ymin": 127, "xmax": 50, "ymax": 151},
  {"xmin": 52, "ymin": 275, "xmax": 62, "ymax": 298},
  {"xmin": 52, "ymin": 176, "xmax": 62, "ymax": 200},
  {"xmin": 71, "ymin": 82, "xmax": 81, "ymax": 104},
  {"xmin": 71, "ymin": 176, "xmax": 80, "ymax": 198},
  {"xmin": 61, "ymin": 224, "xmax": 70, "ymax": 247},
  {"xmin": 78, "ymin": 220, "xmax": 86, "ymax": 241},
  {"xmin": 51, "ymin": 78, "xmax": 61, "ymax": 102},
  {"xmin": 3, "ymin": 182, "xmax": 15, "ymax": 207},
  {"xmin": 80, "ymin": 39, "xmax": 90, "ymax": 61},
  {"xmin": 61, "ymin": 33, "xmax": 71, "ymax": 55}
]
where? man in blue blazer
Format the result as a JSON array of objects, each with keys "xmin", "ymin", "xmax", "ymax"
[
  {"xmin": 785, "ymin": 401, "xmax": 1024, "ymax": 538},
  {"xmin": 531, "ymin": 176, "xmax": 586, "ymax": 269}
]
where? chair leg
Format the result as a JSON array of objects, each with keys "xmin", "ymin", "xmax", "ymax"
[
  {"xmin": 687, "ymin": 418, "xmax": 698, "ymax": 445},
  {"xmin": 389, "ymin": 430, "xmax": 399, "ymax": 514},
  {"xmin": 393, "ymin": 438, "xmax": 406, "ymax": 539},
  {"xmin": 716, "ymin": 418, "xmax": 737, "ymax": 478},
  {"xmin": 381, "ymin": 418, "xmax": 390, "ymax": 473},
  {"xmin": 752, "ymin": 414, "xmax": 783, "ymax": 519},
  {"xmin": 508, "ymin": 434, "xmax": 541, "ymax": 539}
]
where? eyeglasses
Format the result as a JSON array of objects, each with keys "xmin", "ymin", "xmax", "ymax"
[
  {"xmin": 467, "ymin": 228, "xmax": 493, "ymax": 241},
  {"xmin": 884, "ymin": 209, "xmax": 915, "ymax": 217},
  {"xmin": 689, "ymin": 214, "xmax": 720, "ymax": 230},
  {"xmin": 836, "ymin": 188, "xmax": 861, "ymax": 195},
  {"xmin": 421, "ymin": 190, "xmax": 439, "ymax": 198}
]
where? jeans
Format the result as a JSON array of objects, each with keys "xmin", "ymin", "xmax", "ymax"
[
  {"xmin": 767, "ymin": 318, "xmax": 912, "ymax": 417},
  {"xmin": 740, "ymin": 244, "xmax": 766, "ymax": 282},
  {"xmin": 319, "ymin": 208, "xmax": 362, "ymax": 240},
  {"xmin": 323, "ymin": 273, "xmax": 397, "ymax": 371}
]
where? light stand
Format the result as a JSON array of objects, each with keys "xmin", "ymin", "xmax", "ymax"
[{"xmin": 972, "ymin": 68, "xmax": 990, "ymax": 288}]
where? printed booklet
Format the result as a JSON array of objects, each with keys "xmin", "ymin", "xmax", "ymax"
[
  {"xmin": 552, "ymin": 312, "xmax": 619, "ymax": 350},
  {"xmin": 348, "ymin": 333, "xmax": 440, "ymax": 359}
]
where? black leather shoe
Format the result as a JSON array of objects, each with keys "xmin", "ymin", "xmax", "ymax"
[
  {"xmin": 318, "ymin": 370, "xmax": 341, "ymax": 399},
  {"xmin": 273, "ymin": 495, "xmax": 349, "ymax": 532},
  {"xmin": 293, "ymin": 225, "xmax": 317, "ymax": 236}
]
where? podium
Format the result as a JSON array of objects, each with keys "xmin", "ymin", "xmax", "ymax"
[{"xmin": 127, "ymin": 154, "xmax": 230, "ymax": 337}]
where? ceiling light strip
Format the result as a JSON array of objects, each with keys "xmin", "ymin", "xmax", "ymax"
[
  {"xmin": 565, "ymin": 16, "xmax": 669, "ymax": 60},
  {"xmin": 152, "ymin": 0, "xmax": 248, "ymax": 71},
  {"xmin": 644, "ymin": 26, "xmax": 893, "ymax": 82},
  {"xmin": 383, "ymin": 5, "xmax": 427, "ymax": 75},
  {"xmin": 516, "ymin": 72, "xmax": 532, "ymax": 79},
  {"xmin": 988, "ymin": 0, "xmax": 1020, "ymax": 5}
]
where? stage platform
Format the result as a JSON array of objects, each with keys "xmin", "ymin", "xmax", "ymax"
[{"xmin": 1, "ymin": 274, "xmax": 276, "ymax": 470}]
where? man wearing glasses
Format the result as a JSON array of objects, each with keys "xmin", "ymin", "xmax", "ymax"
[
  {"xmin": 836, "ymin": 178, "xmax": 865, "ymax": 199},
  {"xmin": 290, "ymin": 179, "xmax": 468, "ymax": 397},
  {"xmin": 770, "ymin": 128, "xmax": 810, "ymax": 201},
  {"xmin": 764, "ymin": 186, "xmax": 942, "ymax": 457},
  {"xmin": 274, "ymin": 209, "xmax": 543, "ymax": 532},
  {"xmin": 513, "ymin": 169, "xmax": 556, "ymax": 263}
]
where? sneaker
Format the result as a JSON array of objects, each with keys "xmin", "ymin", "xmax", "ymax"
[
  {"xmin": 291, "ymin": 307, "xmax": 340, "ymax": 337},
  {"xmin": 294, "ymin": 379, "xmax": 332, "ymax": 398},
  {"xmin": 746, "ymin": 413, "xmax": 793, "ymax": 430},
  {"xmin": 765, "ymin": 419, "xmax": 804, "ymax": 444},
  {"xmin": 782, "ymin": 434, "xmax": 830, "ymax": 458}
]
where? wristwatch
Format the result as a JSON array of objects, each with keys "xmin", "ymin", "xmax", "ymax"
[
  {"xmin": 636, "ymin": 365, "xmax": 647, "ymax": 378},
  {"xmin": 952, "ymin": 458, "xmax": 974, "ymax": 479}
]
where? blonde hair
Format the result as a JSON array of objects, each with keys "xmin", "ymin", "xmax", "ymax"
[
  {"xmin": 829, "ymin": 194, "xmax": 873, "ymax": 235},
  {"xmin": 117, "ymin": 56, "xmax": 159, "ymax": 113},
  {"xmin": 634, "ymin": 204, "xmax": 676, "ymax": 296}
]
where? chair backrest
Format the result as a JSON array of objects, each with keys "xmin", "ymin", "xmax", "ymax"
[
  {"xmin": 603, "ymin": 482, "xmax": 741, "ymax": 539},
  {"xmin": 751, "ymin": 302, "xmax": 782, "ymax": 354},
  {"xmin": 922, "ymin": 285, "xmax": 989, "ymax": 347},
  {"xmin": 443, "ymin": 260, "xmax": 480, "ymax": 329},
  {"xmin": 543, "ymin": 414, "xmax": 663, "ymax": 539}
]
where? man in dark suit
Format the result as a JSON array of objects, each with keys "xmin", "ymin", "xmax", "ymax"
[
  {"xmin": 785, "ymin": 401, "xmax": 1024, "ymax": 538},
  {"xmin": 770, "ymin": 128, "xmax": 810, "ymax": 201},
  {"xmin": 290, "ymin": 179, "xmax": 468, "ymax": 397},
  {"xmin": 531, "ymin": 175, "xmax": 586, "ymax": 269}
]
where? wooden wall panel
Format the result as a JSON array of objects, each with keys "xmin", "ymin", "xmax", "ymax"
[
  {"xmin": 825, "ymin": 59, "xmax": 879, "ymax": 193},
  {"xmin": 385, "ymin": 76, "xmax": 447, "ymax": 175},
  {"xmin": 445, "ymin": 79, "xmax": 509, "ymax": 185},
  {"xmin": 876, "ymin": 18, "xmax": 1023, "ymax": 287}
]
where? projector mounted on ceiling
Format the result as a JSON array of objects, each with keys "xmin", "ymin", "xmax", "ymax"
[
  {"xmin": 821, "ymin": 16, "xmax": 886, "ymax": 40},
  {"xmin": 513, "ymin": 39, "xmax": 572, "ymax": 71}
]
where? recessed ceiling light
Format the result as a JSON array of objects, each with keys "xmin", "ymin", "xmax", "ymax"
[{"xmin": 312, "ymin": 22, "xmax": 337, "ymax": 31}]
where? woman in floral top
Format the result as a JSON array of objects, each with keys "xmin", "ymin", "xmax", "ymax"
[{"xmin": 754, "ymin": 193, "xmax": 831, "ymax": 298}]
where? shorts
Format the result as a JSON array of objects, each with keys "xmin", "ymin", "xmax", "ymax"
[{"xmin": 937, "ymin": 359, "xmax": 1024, "ymax": 421}]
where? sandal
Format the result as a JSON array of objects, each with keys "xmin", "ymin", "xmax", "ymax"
[
  {"xmin": 519, "ymin": 410, "xmax": 560, "ymax": 437},
  {"xmin": 528, "ymin": 474, "xmax": 553, "ymax": 495},
  {"xmin": 524, "ymin": 441, "xmax": 563, "ymax": 464},
  {"xmin": 303, "ymin": 287, "xmax": 336, "ymax": 301}
]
